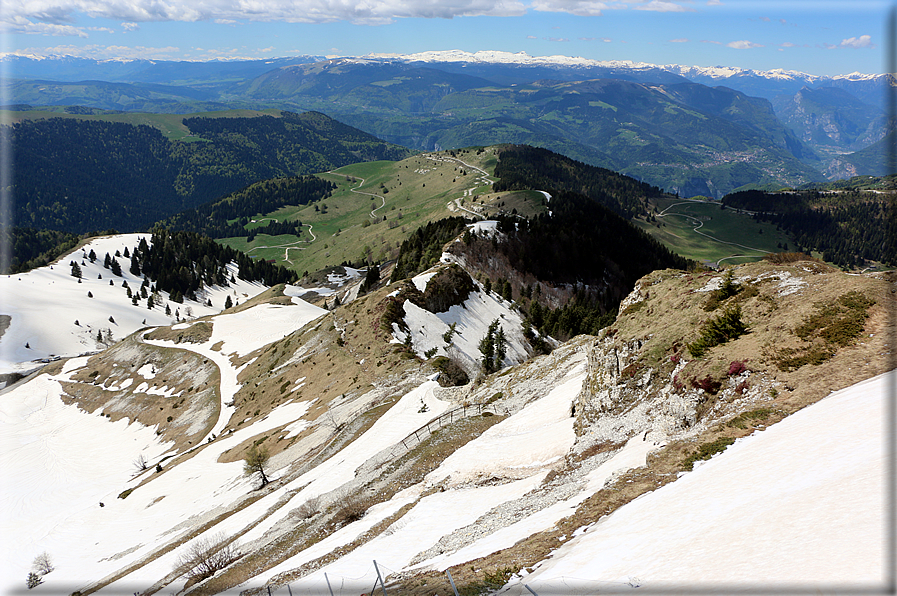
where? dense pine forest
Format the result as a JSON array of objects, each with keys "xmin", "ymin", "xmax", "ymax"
[
  {"xmin": 492, "ymin": 145, "xmax": 662, "ymax": 219},
  {"xmin": 160, "ymin": 176, "xmax": 335, "ymax": 239},
  {"xmin": 721, "ymin": 189, "xmax": 895, "ymax": 268},
  {"xmin": 136, "ymin": 228, "xmax": 298, "ymax": 301},
  {"xmin": 8, "ymin": 111, "xmax": 410, "ymax": 234}
]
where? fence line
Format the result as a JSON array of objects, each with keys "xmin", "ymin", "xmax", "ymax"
[{"xmin": 399, "ymin": 402, "xmax": 491, "ymax": 451}]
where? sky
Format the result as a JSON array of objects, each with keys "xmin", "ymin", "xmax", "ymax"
[{"xmin": 0, "ymin": 0, "xmax": 891, "ymax": 77}]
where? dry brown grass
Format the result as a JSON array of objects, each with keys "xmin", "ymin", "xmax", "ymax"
[{"xmin": 61, "ymin": 333, "xmax": 220, "ymax": 451}]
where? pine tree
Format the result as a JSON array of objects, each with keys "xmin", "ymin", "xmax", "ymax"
[
  {"xmin": 224, "ymin": 295, "xmax": 233, "ymax": 309},
  {"xmin": 70, "ymin": 262, "xmax": 82, "ymax": 278}
]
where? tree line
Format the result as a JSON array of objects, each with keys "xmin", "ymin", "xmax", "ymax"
[
  {"xmin": 722, "ymin": 188, "xmax": 895, "ymax": 268},
  {"xmin": 8, "ymin": 111, "xmax": 409, "ymax": 235}
]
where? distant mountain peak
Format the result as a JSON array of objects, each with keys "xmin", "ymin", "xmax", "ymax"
[{"xmin": 361, "ymin": 49, "xmax": 882, "ymax": 81}]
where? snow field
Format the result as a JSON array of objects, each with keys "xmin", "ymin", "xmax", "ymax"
[
  {"xmin": 501, "ymin": 370, "xmax": 892, "ymax": 594},
  {"xmin": 427, "ymin": 360, "xmax": 586, "ymax": 485},
  {"xmin": 0, "ymin": 234, "xmax": 268, "ymax": 375},
  {"xmin": 205, "ymin": 301, "xmax": 328, "ymax": 358},
  {"xmin": 248, "ymin": 353, "xmax": 593, "ymax": 591}
]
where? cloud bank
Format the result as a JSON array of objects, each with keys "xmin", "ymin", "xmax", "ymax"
[{"xmin": 4, "ymin": 0, "xmax": 706, "ymax": 33}]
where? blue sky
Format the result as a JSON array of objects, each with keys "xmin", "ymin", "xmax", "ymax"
[{"xmin": 1, "ymin": 0, "xmax": 889, "ymax": 76}]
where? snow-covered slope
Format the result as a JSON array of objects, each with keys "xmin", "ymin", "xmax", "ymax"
[
  {"xmin": 0, "ymin": 234, "xmax": 269, "ymax": 377},
  {"xmin": 503, "ymin": 370, "xmax": 891, "ymax": 594},
  {"xmin": 1, "ymin": 258, "xmax": 890, "ymax": 596},
  {"xmin": 370, "ymin": 49, "xmax": 882, "ymax": 83}
]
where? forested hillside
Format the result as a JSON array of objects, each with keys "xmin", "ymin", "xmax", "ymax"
[
  {"xmin": 138, "ymin": 228, "xmax": 299, "ymax": 300},
  {"xmin": 386, "ymin": 146, "xmax": 693, "ymax": 341},
  {"xmin": 8, "ymin": 111, "xmax": 411, "ymax": 234},
  {"xmin": 493, "ymin": 145, "xmax": 662, "ymax": 219},
  {"xmin": 721, "ymin": 189, "xmax": 895, "ymax": 267},
  {"xmin": 159, "ymin": 176, "xmax": 335, "ymax": 239}
]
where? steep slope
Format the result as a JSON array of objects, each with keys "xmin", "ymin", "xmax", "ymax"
[
  {"xmin": 0, "ymin": 233, "xmax": 271, "ymax": 378},
  {"xmin": 2, "ymin": 245, "xmax": 890, "ymax": 595},
  {"xmin": 772, "ymin": 86, "xmax": 889, "ymax": 172}
]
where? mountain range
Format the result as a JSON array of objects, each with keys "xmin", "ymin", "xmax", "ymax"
[{"xmin": 4, "ymin": 51, "xmax": 892, "ymax": 198}]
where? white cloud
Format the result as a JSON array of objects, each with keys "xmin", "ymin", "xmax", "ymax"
[
  {"xmin": 759, "ymin": 16, "xmax": 770, "ymax": 21},
  {"xmin": 121, "ymin": 21, "xmax": 139, "ymax": 32},
  {"xmin": 0, "ymin": 15, "xmax": 89, "ymax": 37},
  {"xmin": 700, "ymin": 39, "xmax": 722, "ymax": 45},
  {"xmin": 531, "ymin": 0, "xmax": 611, "ymax": 16},
  {"xmin": 3, "ymin": 0, "xmax": 528, "ymax": 27},
  {"xmin": 727, "ymin": 39, "xmax": 763, "ymax": 49},
  {"xmin": 546, "ymin": 37, "xmax": 570, "ymax": 42},
  {"xmin": 839, "ymin": 34, "xmax": 874, "ymax": 49},
  {"xmin": 633, "ymin": 0, "xmax": 693, "ymax": 11},
  {"xmin": 669, "ymin": 37, "xmax": 688, "ymax": 43},
  {"xmin": 706, "ymin": 0, "xmax": 721, "ymax": 4}
]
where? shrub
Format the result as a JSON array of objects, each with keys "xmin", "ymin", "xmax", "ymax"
[
  {"xmin": 682, "ymin": 437, "xmax": 736, "ymax": 471},
  {"xmin": 333, "ymin": 492, "xmax": 373, "ymax": 526},
  {"xmin": 295, "ymin": 496, "xmax": 320, "ymax": 520},
  {"xmin": 32, "ymin": 552, "xmax": 54, "ymax": 576},
  {"xmin": 727, "ymin": 360, "xmax": 748, "ymax": 376},
  {"xmin": 26, "ymin": 573, "xmax": 42, "ymax": 589},
  {"xmin": 173, "ymin": 533, "xmax": 240, "ymax": 584},
  {"xmin": 687, "ymin": 305, "xmax": 749, "ymax": 358},
  {"xmin": 690, "ymin": 375, "xmax": 722, "ymax": 394},
  {"xmin": 703, "ymin": 269, "xmax": 741, "ymax": 311}
]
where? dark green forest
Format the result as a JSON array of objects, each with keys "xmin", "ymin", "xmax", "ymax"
[
  {"xmin": 721, "ymin": 189, "xmax": 895, "ymax": 268},
  {"xmin": 136, "ymin": 228, "xmax": 298, "ymax": 301},
  {"xmin": 493, "ymin": 145, "xmax": 662, "ymax": 219},
  {"xmin": 9, "ymin": 111, "xmax": 410, "ymax": 234},
  {"xmin": 159, "ymin": 175, "xmax": 335, "ymax": 239}
]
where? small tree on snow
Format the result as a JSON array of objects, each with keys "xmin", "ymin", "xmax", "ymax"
[
  {"xmin": 32, "ymin": 552, "xmax": 53, "ymax": 576},
  {"xmin": 242, "ymin": 444, "xmax": 270, "ymax": 488},
  {"xmin": 173, "ymin": 533, "xmax": 240, "ymax": 584},
  {"xmin": 26, "ymin": 572, "xmax": 42, "ymax": 589}
]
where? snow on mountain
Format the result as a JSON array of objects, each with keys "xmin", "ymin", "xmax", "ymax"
[
  {"xmin": 0, "ymin": 252, "xmax": 889, "ymax": 595},
  {"xmin": 395, "ymin": 264, "xmax": 529, "ymax": 373},
  {"xmin": 366, "ymin": 49, "xmax": 881, "ymax": 82},
  {"xmin": 0, "ymin": 234, "xmax": 269, "ymax": 378},
  {"xmin": 502, "ymin": 370, "xmax": 890, "ymax": 594}
]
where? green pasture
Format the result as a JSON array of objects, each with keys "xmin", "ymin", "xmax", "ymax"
[
  {"xmin": 219, "ymin": 147, "xmax": 504, "ymax": 274},
  {"xmin": 636, "ymin": 197, "xmax": 795, "ymax": 267}
]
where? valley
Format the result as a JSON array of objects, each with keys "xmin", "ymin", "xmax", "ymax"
[{"xmin": 1, "ymin": 49, "xmax": 894, "ymax": 596}]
